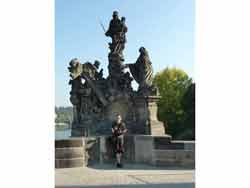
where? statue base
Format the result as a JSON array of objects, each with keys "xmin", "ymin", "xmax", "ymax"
[
  {"xmin": 71, "ymin": 94, "xmax": 165, "ymax": 137},
  {"xmin": 133, "ymin": 95, "xmax": 165, "ymax": 136}
]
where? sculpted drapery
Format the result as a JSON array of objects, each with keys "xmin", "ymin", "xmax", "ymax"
[{"xmin": 128, "ymin": 47, "xmax": 153, "ymax": 91}]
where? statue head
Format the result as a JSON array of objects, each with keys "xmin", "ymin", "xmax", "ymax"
[
  {"xmin": 121, "ymin": 17, "xmax": 126, "ymax": 23},
  {"xmin": 138, "ymin": 47, "xmax": 150, "ymax": 62},
  {"xmin": 139, "ymin": 47, "xmax": 147, "ymax": 54},
  {"xmin": 94, "ymin": 60, "xmax": 100, "ymax": 69},
  {"xmin": 112, "ymin": 11, "xmax": 119, "ymax": 19},
  {"xmin": 68, "ymin": 58, "xmax": 82, "ymax": 79},
  {"xmin": 69, "ymin": 58, "xmax": 80, "ymax": 67}
]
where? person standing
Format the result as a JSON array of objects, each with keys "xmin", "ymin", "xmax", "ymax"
[{"xmin": 111, "ymin": 114, "xmax": 127, "ymax": 168}]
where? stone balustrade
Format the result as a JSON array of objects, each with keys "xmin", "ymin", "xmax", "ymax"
[{"xmin": 55, "ymin": 135, "xmax": 195, "ymax": 168}]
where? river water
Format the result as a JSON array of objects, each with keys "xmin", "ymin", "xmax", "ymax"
[{"xmin": 55, "ymin": 129, "xmax": 71, "ymax": 140}]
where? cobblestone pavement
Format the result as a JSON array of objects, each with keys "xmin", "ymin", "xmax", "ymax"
[{"xmin": 55, "ymin": 164, "xmax": 195, "ymax": 188}]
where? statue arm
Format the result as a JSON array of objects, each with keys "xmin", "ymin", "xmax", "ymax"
[
  {"xmin": 124, "ymin": 26, "xmax": 128, "ymax": 33},
  {"xmin": 105, "ymin": 21, "xmax": 112, "ymax": 36}
]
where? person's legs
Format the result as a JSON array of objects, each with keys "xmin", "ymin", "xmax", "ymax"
[
  {"xmin": 116, "ymin": 137, "xmax": 123, "ymax": 167},
  {"xmin": 120, "ymin": 136, "xmax": 124, "ymax": 153},
  {"xmin": 116, "ymin": 153, "xmax": 121, "ymax": 164},
  {"xmin": 118, "ymin": 153, "xmax": 123, "ymax": 167}
]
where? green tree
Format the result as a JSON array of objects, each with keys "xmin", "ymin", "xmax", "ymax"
[
  {"xmin": 153, "ymin": 67, "xmax": 193, "ymax": 139},
  {"xmin": 180, "ymin": 83, "xmax": 195, "ymax": 140}
]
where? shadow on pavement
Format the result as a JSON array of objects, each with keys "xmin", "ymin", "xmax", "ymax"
[
  {"xmin": 86, "ymin": 163, "xmax": 194, "ymax": 171},
  {"xmin": 56, "ymin": 182, "xmax": 195, "ymax": 188}
]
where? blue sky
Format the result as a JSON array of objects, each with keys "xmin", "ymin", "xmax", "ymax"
[{"xmin": 55, "ymin": 0, "xmax": 195, "ymax": 106}]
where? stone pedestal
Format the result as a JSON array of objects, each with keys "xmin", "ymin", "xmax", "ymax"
[
  {"xmin": 134, "ymin": 95, "xmax": 165, "ymax": 135},
  {"xmin": 55, "ymin": 138, "xmax": 85, "ymax": 168},
  {"xmin": 146, "ymin": 96, "xmax": 165, "ymax": 135},
  {"xmin": 133, "ymin": 96, "xmax": 149, "ymax": 134}
]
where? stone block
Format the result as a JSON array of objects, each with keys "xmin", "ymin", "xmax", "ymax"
[
  {"xmin": 153, "ymin": 136, "xmax": 172, "ymax": 149},
  {"xmin": 55, "ymin": 158, "xmax": 84, "ymax": 168},
  {"xmin": 99, "ymin": 136, "xmax": 135, "ymax": 164},
  {"xmin": 55, "ymin": 138, "xmax": 86, "ymax": 168},
  {"xmin": 134, "ymin": 135, "xmax": 154, "ymax": 163},
  {"xmin": 184, "ymin": 142, "xmax": 195, "ymax": 151},
  {"xmin": 54, "ymin": 136, "xmax": 195, "ymax": 168},
  {"xmin": 55, "ymin": 139, "xmax": 83, "ymax": 148},
  {"xmin": 153, "ymin": 150, "xmax": 195, "ymax": 167},
  {"xmin": 55, "ymin": 147, "xmax": 84, "ymax": 159},
  {"xmin": 155, "ymin": 143, "xmax": 184, "ymax": 150},
  {"xmin": 154, "ymin": 150, "xmax": 178, "ymax": 161},
  {"xmin": 85, "ymin": 137, "xmax": 100, "ymax": 165},
  {"xmin": 123, "ymin": 135, "xmax": 135, "ymax": 162},
  {"xmin": 154, "ymin": 159, "xmax": 180, "ymax": 166},
  {"xmin": 149, "ymin": 120, "xmax": 165, "ymax": 135}
]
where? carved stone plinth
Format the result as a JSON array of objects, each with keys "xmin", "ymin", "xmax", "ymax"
[
  {"xmin": 55, "ymin": 138, "xmax": 85, "ymax": 168},
  {"xmin": 146, "ymin": 96, "xmax": 165, "ymax": 135},
  {"xmin": 134, "ymin": 95, "xmax": 165, "ymax": 135}
]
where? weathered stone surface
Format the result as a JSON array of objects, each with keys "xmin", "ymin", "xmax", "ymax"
[
  {"xmin": 55, "ymin": 136, "xmax": 194, "ymax": 168},
  {"xmin": 153, "ymin": 149, "xmax": 195, "ymax": 167},
  {"xmin": 155, "ymin": 143, "xmax": 184, "ymax": 150},
  {"xmin": 55, "ymin": 139, "xmax": 83, "ymax": 148},
  {"xmin": 105, "ymin": 11, "xmax": 127, "ymax": 57},
  {"xmin": 55, "ymin": 158, "xmax": 84, "ymax": 168},
  {"xmin": 153, "ymin": 136, "xmax": 172, "ymax": 149},
  {"xmin": 55, "ymin": 138, "xmax": 85, "ymax": 168},
  {"xmin": 126, "ymin": 47, "xmax": 155, "ymax": 93},
  {"xmin": 100, "ymin": 136, "xmax": 135, "ymax": 164},
  {"xmin": 85, "ymin": 137, "xmax": 100, "ymax": 166},
  {"xmin": 155, "ymin": 144, "xmax": 186, "ymax": 151},
  {"xmin": 123, "ymin": 136, "xmax": 135, "ymax": 162},
  {"xmin": 149, "ymin": 120, "xmax": 165, "ymax": 135},
  {"xmin": 184, "ymin": 142, "xmax": 195, "ymax": 151},
  {"xmin": 146, "ymin": 96, "xmax": 165, "ymax": 135},
  {"xmin": 135, "ymin": 135, "xmax": 154, "ymax": 163},
  {"xmin": 55, "ymin": 147, "xmax": 84, "ymax": 159},
  {"xmin": 68, "ymin": 11, "xmax": 166, "ymax": 137}
]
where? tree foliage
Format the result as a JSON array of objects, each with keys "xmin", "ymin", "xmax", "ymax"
[
  {"xmin": 181, "ymin": 83, "xmax": 195, "ymax": 140},
  {"xmin": 153, "ymin": 67, "xmax": 195, "ymax": 140}
]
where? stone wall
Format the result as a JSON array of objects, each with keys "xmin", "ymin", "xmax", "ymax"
[
  {"xmin": 152, "ymin": 140, "xmax": 195, "ymax": 167},
  {"xmin": 55, "ymin": 136, "xmax": 195, "ymax": 168},
  {"xmin": 55, "ymin": 138, "xmax": 85, "ymax": 168}
]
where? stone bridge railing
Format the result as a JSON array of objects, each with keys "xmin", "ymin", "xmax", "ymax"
[{"xmin": 55, "ymin": 135, "xmax": 195, "ymax": 168}]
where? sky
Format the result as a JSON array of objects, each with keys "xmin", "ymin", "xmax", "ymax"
[{"xmin": 55, "ymin": 0, "xmax": 195, "ymax": 106}]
